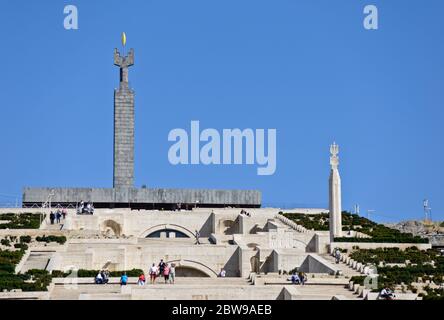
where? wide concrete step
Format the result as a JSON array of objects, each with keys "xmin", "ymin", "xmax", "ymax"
[
  {"xmin": 52, "ymin": 277, "xmax": 251, "ymax": 285},
  {"xmin": 20, "ymin": 252, "xmax": 53, "ymax": 273},
  {"xmin": 49, "ymin": 283, "xmax": 363, "ymax": 300},
  {"xmin": 50, "ymin": 284, "xmax": 124, "ymax": 300}
]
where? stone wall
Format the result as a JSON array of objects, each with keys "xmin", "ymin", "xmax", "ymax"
[{"xmin": 53, "ymin": 239, "xmax": 239, "ymax": 277}]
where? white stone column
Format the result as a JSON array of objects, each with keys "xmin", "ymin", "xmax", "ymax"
[{"xmin": 329, "ymin": 142, "xmax": 342, "ymax": 242}]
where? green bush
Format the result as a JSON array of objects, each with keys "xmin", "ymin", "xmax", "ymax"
[
  {"xmin": 349, "ymin": 247, "xmax": 435, "ymax": 265},
  {"xmin": 1, "ymin": 239, "xmax": 11, "ymax": 247},
  {"xmin": 0, "ymin": 249, "xmax": 53, "ymax": 292},
  {"xmin": 51, "ymin": 270, "xmax": 70, "ymax": 278},
  {"xmin": 19, "ymin": 236, "xmax": 32, "ymax": 243},
  {"xmin": 26, "ymin": 269, "xmax": 49, "ymax": 277},
  {"xmin": 0, "ymin": 249, "xmax": 25, "ymax": 265},
  {"xmin": 282, "ymin": 213, "xmax": 329, "ymax": 231},
  {"xmin": 36, "ymin": 235, "xmax": 66, "ymax": 245},
  {"xmin": 284, "ymin": 211, "xmax": 429, "ymax": 244},
  {"xmin": 55, "ymin": 268, "xmax": 145, "ymax": 278},
  {"xmin": 422, "ymin": 288, "xmax": 444, "ymax": 300},
  {"xmin": 347, "ymin": 248, "xmax": 444, "ymax": 289},
  {"xmin": 334, "ymin": 236, "xmax": 428, "ymax": 244},
  {"xmin": 0, "ymin": 213, "xmax": 44, "ymax": 229},
  {"xmin": 111, "ymin": 269, "xmax": 144, "ymax": 277},
  {"xmin": 13, "ymin": 243, "xmax": 28, "ymax": 251},
  {"xmin": 350, "ymin": 276, "xmax": 366, "ymax": 285},
  {"xmin": 0, "ymin": 268, "xmax": 52, "ymax": 292},
  {"xmin": 0, "ymin": 263, "xmax": 15, "ymax": 273}
]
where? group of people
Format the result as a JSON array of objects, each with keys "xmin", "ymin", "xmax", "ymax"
[
  {"xmin": 94, "ymin": 260, "xmax": 177, "ymax": 286},
  {"xmin": 49, "ymin": 209, "xmax": 67, "ymax": 225},
  {"xmin": 240, "ymin": 210, "xmax": 251, "ymax": 217},
  {"xmin": 380, "ymin": 287, "xmax": 396, "ymax": 300},
  {"xmin": 77, "ymin": 201, "xmax": 94, "ymax": 215},
  {"xmin": 290, "ymin": 272, "xmax": 307, "ymax": 285},
  {"xmin": 95, "ymin": 270, "xmax": 110, "ymax": 284},
  {"xmin": 148, "ymin": 259, "xmax": 176, "ymax": 284}
]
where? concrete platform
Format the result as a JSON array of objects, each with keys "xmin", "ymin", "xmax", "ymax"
[{"xmin": 22, "ymin": 187, "xmax": 262, "ymax": 210}]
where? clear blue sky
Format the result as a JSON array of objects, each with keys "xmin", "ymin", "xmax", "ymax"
[{"xmin": 0, "ymin": 0, "xmax": 443, "ymax": 222}]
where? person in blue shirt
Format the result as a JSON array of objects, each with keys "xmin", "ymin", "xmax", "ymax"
[{"xmin": 120, "ymin": 273, "xmax": 128, "ymax": 286}]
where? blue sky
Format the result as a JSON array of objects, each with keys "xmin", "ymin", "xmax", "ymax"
[{"xmin": 0, "ymin": 0, "xmax": 443, "ymax": 222}]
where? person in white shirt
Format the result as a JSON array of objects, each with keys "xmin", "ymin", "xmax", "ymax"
[
  {"xmin": 380, "ymin": 287, "xmax": 395, "ymax": 300},
  {"xmin": 95, "ymin": 272, "xmax": 103, "ymax": 284},
  {"xmin": 149, "ymin": 263, "xmax": 158, "ymax": 284}
]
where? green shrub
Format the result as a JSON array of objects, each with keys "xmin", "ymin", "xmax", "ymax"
[
  {"xmin": 349, "ymin": 247, "xmax": 435, "ymax": 265},
  {"xmin": 26, "ymin": 269, "xmax": 49, "ymax": 277},
  {"xmin": 114, "ymin": 269, "xmax": 144, "ymax": 277},
  {"xmin": 0, "ymin": 249, "xmax": 25, "ymax": 265},
  {"xmin": 65, "ymin": 269, "xmax": 144, "ymax": 278},
  {"xmin": 346, "ymin": 247, "xmax": 444, "ymax": 289},
  {"xmin": 13, "ymin": 243, "xmax": 28, "ymax": 251},
  {"xmin": 422, "ymin": 288, "xmax": 444, "ymax": 300},
  {"xmin": 0, "ymin": 239, "xmax": 11, "ymax": 247},
  {"xmin": 0, "ymin": 263, "xmax": 15, "ymax": 273},
  {"xmin": 36, "ymin": 235, "xmax": 66, "ymax": 245},
  {"xmin": 0, "ymin": 249, "xmax": 53, "ymax": 292},
  {"xmin": 282, "ymin": 213, "xmax": 329, "ymax": 231},
  {"xmin": 350, "ymin": 276, "xmax": 366, "ymax": 285},
  {"xmin": 0, "ymin": 213, "xmax": 44, "ymax": 229},
  {"xmin": 284, "ymin": 211, "xmax": 429, "ymax": 244},
  {"xmin": 0, "ymin": 269, "xmax": 51, "ymax": 292},
  {"xmin": 51, "ymin": 270, "xmax": 70, "ymax": 278},
  {"xmin": 19, "ymin": 236, "xmax": 32, "ymax": 243}
]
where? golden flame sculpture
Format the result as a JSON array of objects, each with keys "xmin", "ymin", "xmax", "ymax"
[{"xmin": 121, "ymin": 32, "xmax": 127, "ymax": 47}]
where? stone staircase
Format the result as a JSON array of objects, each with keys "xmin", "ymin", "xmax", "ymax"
[
  {"xmin": 320, "ymin": 253, "xmax": 362, "ymax": 277},
  {"xmin": 292, "ymin": 284, "xmax": 363, "ymax": 300},
  {"xmin": 50, "ymin": 283, "xmax": 124, "ymax": 300},
  {"xmin": 49, "ymin": 277, "xmax": 254, "ymax": 300},
  {"xmin": 48, "ymin": 275, "xmax": 367, "ymax": 300},
  {"xmin": 42, "ymin": 222, "xmax": 65, "ymax": 231},
  {"xmin": 274, "ymin": 214, "xmax": 311, "ymax": 233}
]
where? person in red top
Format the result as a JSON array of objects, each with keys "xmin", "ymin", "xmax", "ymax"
[{"xmin": 138, "ymin": 273, "xmax": 146, "ymax": 286}]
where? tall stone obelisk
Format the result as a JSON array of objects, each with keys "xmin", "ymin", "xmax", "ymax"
[
  {"xmin": 113, "ymin": 37, "xmax": 135, "ymax": 189},
  {"xmin": 329, "ymin": 142, "xmax": 342, "ymax": 242}
]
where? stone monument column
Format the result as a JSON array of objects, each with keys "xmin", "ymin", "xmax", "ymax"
[
  {"xmin": 113, "ymin": 45, "xmax": 135, "ymax": 188},
  {"xmin": 329, "ymin": 142, "xmax": 342, "ymax": 242}
]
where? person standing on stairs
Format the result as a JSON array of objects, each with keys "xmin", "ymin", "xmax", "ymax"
[{"xmin": 335, "ymin": 248, "xmax": 341, "ymax": 264}]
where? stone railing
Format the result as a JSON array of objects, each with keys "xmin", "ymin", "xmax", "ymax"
[
  {"xmin": 333, "ymin": 252, "xmax": 421, "ymax": 300},
  {"xmin": 330, "ymin": 251, "xmax": 373, "ymax": 276},
  {"xmin": 274, "ymin": 214, "xmax": 309, "ymax": 233},
  {"xmin": 347, "ymin": 280, "xmax": 420, "ymax": 300}
]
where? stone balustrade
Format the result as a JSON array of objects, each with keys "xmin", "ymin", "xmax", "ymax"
[
  {"xmin": 274, "ymin": 214, "xmax": 309, "ymax": 233},
  {"xmin": 330, "ymin": 251, "xmax": 369, "ymax": 275}
]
